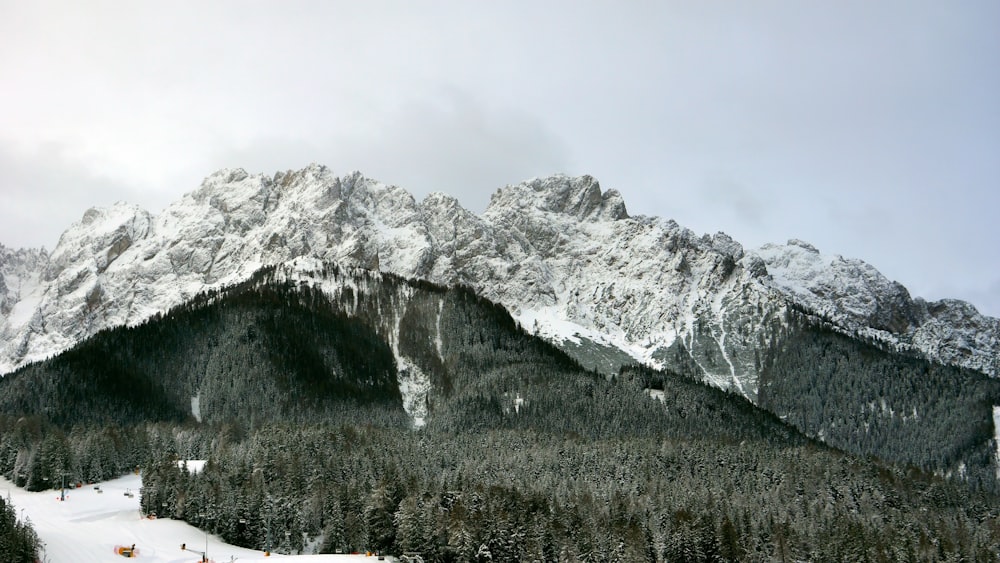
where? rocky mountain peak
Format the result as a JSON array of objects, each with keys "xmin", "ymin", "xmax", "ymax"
[
  {"xmin": 786, "ymin": 238, "xmax": 820, "ymax": 253},
  {"xmin": 753, "ymin": 241, "xmax": 918, "ymax": 331},
  {"xmin": 0, "ymin": 164, "xmax": 996, "ymax": 394},
  {"xmin": 486, "ymin": 174, "xmax": 628, "ymax": 221},
  {"xmin": 0, "ymin": 244, "xmax": 49, "ymax": 266},
  {"xmin": 48, "ymin": 202, "xmax": 152, "ymax": 280},
  {"xmin": 420, "ymin": 191, "xmax": 462, "ymax": 212},
  {"xmin": 709, "ymin": 232, "xmax": 745, "ymax": 262}
]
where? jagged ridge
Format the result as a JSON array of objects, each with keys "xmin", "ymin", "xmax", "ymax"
[{"xmin": 0, "ymin": 165, "xmax": 997, "ymax": 402}]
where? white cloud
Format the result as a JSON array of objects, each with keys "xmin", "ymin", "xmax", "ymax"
[
  {"xmin": 0, "ymin": 142, "xmax": 141, "ymax": 250},
  {"xmin": 0, "ymin": 1, "xmax": 997, "ymax": 316},
  {"xmin": 208, "ymin": 89, "xmax": 571, "ymax": 213}
]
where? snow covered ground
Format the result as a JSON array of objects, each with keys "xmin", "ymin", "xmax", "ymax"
[{"xmin": 1, "ymin": 473, "xmax": 395, "ymax": 563}]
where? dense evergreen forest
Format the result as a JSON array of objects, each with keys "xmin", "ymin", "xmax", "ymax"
[
  {"xmin": 0, "ymin": 494, "xmax": 39, "ymax": 562},
  {"xmin": 0, "ymin": 265, "xmax": 998, "ymax": 561},
  {"xmin": 760, "ymin": 310, "xmax": 1000, "ymax": 492},
  {"xmin": 137, "ymin": 422, "xmax": 1000, "ymax": 562}
]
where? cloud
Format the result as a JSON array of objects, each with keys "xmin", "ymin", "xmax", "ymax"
[
  {"xmin": 699, "ymin": 174, "xmax": 767, "ymax": 227},
  {"xmin": 980, "ymin": 280, "xmax": 1000, "ymax": 319},
  {"xmin": 0, "ymin": 88, "xmax": 570, "ymax": 251},
  {"xmin": 0, "ymin": 142, "xmax": 142, "ymax": 250},
  {"xmin": 355, "ymin": 90, "xmax": 572, "ymax": 211},
  {"xmin": 927, "ymin": 278, "xmax": 1000, "ymax": 319},
  {"xmin": 209, "ymin": 89, "xmax": 572, "ymax": 213}
]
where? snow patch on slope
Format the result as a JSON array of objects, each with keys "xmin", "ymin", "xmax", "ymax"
[
  {"xmin": 994, "ymin": 406, "xmax": 1000, "ymax": 479},
  {"xmin": 518, "ymin": 306, "xmax": 588, "ymax": 346},
  {"xmin": 710, "ymin": 290, "xmax": 744, "ymax": 396},
  {"xmin": 516, "ymin": 305, "xmax": 657, "ymax": 368},
  {"xmin": 4, "ymin": 269, "xmax": 44, "ymax": 330},
  {"xmin": 397, "ymin": 360, "xmax": 430, "ymax": 428},
  {"xmin": 191, "ymin": 393, "xmax": 202, "ymax": 423},
  {"xmin": 391, "ymin": 307, "xmax": 430, "ymax": 427},
  {"xmin": 434, "ymin": 300, "xmax": 445, "ymax": 361}
]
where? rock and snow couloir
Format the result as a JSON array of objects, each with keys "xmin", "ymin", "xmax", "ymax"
[{"xmin": 0, "ymin": 164, "xmax": 997, "ymax": 402}]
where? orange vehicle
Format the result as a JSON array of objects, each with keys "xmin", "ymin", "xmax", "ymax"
[{"xmin": 114, "ymin": 543, "xmax": 138, "ymax": 557}]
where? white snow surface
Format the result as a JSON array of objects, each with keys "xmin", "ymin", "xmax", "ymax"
[
  {"xmin": 994, "ymin": 406, "xmax": 1000, "ymax": 480},
  {"xmin": 1, "ymin": 166, "xmax": 997, "ymax": 401},
  {"xmin": 0, "ymin": 245, "xmax": 48, "ymax": 347},
  {"xmin": 176, "ymin": 459, "xmax": 207, "ymax": 474},
  {"xmin": 1, "ymin": 472, "xmax": 393, "ymax": 563},
  {"xmin": 5, "ymin": 273, "xmax": 43, "ymax": 330},
  {"xmin": 516, "ymin": 305, "xmax": 650, "ymax": 365},
  {"xmin": 396, "ymin": 357, "xmax": 430, "ymax": 428},
  {"xmin": 190, "ymin": 393, "xmax": 202, "ymax": 424}
]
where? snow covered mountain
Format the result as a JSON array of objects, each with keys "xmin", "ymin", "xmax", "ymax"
[{"xmin": 1, "ymin": 164, "xmax": 997, "ymax": 401}]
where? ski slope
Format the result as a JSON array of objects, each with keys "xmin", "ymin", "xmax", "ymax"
[{"xmin": 1, "ymin": 473, "xmax": 395, "ymax": 563}]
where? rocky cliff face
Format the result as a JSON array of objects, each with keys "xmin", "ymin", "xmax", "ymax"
[
  {"xmin": 1, "ymin": 165, "xmax": 997, "ymax": 401},
  {"xmin": 0, "ymin": 245, "xmax": 49, "ymax": 364},
  {"xmin": 753, "ymin": 240, "xmax": 1000, "ymax": 379}
]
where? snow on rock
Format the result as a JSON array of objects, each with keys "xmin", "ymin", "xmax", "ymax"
[
  {"xmin": 0, "ymin": 245, "xmax": 49, "ymax": 370},
  {"xmin": 0, "ymin": 166, "xmax": 997, "ymax": 404},
  {"xmin": 753, "ymin": 239, "xmax": 917, "ymax": 333},
  {"xmin": 753, "ymin": 240, "xmax": 1000, "ymax": 378}
]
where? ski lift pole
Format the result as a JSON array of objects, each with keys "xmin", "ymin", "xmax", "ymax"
[
  {"xmin": 183, "ymin": 512, "xmax": 215, "ymax": 562},
  {"xmin": 204, "ymin": 512, "xmax": 214, "ymax": 562},
  {"xmin": 264, "ymin": 509, "xmax": 272, "ymax": 555},
  {"xmin": 264, "ymin": 493, "xmax": 272, "ymax": 556}
]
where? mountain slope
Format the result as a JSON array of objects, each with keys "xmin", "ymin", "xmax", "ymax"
[
  {"xmin": 4, "ymin": 269, "xmax": 996, "ymax": 560},
  {"xmin": 3, "ymin": 256, "xmax": 996, "ymax": 488},
  {"xmin": 0, "ymin": 165, "xmax": 996, "ymax": 401},
  {"xmin": 0, "ymin": 259, "xmax": 803, "ymax": 449},
  {"xmin": 755, "ymin": 239, "xmax": 999, "ymax": 377},
  {"xmin": 0, "ymin": 265, "xmax": 406, "ymax": 429}
]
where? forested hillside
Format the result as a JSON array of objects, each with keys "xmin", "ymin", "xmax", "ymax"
[
  {"xmin": 138, "ymin": 420, "xmax": 1000, "ymax": 562},
  {"xmin": 0, "ymin": 264, "xmax": 998, "ymax": 561},
  {"xmin": 0, "ymin": 270, "xmax": 411, "ymax": 429},
  {"xmin": 760, "ymin": 309, "xmax": 1000, "ymax": 492}
]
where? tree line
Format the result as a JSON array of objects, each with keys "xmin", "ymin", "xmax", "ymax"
[
  {"xmin": 0, "ymin": 267, "xmax": 998, "ymax": 561},
  {"xmin": 0, "ymin": 494, "xmax": 39, "ymax": 563}
]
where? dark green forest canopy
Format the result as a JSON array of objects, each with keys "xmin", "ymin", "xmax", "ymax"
[
  {"xmin": 0, "ymin": 495, "xmax": 40, "ymax": 563},
  {"xmin": 759, "ymin": 311, "xmax": 1000, "ymax": 491},
  {"xmin": 0, "ymin": 265, "xmax": 998, "ymax": 561}
]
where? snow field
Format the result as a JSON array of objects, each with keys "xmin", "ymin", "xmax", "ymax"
[{"xmin": 2, "ymin": 473, "xmax": 395, "ymax": 563}]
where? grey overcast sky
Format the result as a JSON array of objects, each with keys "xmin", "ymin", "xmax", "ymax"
[{"xmin": 1, "ymin": 1, "xmax": 998, "ymax": 317}]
